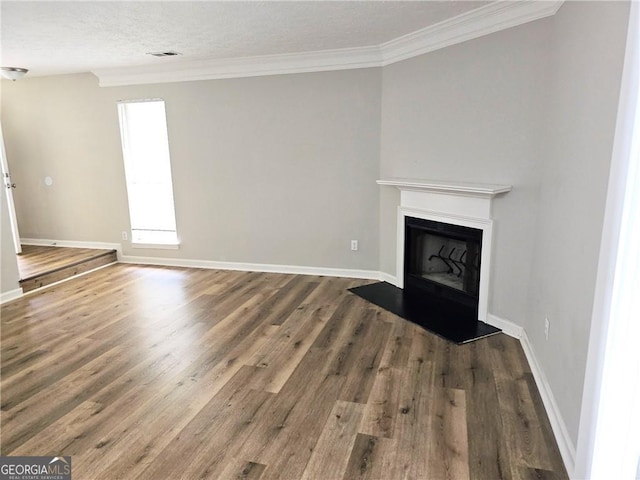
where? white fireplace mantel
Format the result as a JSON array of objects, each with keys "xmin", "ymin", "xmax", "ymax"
[
  {"xmin": 378, "ymin": 178, "xmax": 512, "ymax": 321},
  {"xmin": 378, "ymin": 178, "xmax": 511, "ymax": 220},
  {"xmin": 376, "ymin": 178, "xmax": 512, "ymax": 198}
]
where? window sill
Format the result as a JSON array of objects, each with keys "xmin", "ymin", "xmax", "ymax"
[{"xmin": 131, "ymin": 242, "xmax": 180, "ymax": 250}]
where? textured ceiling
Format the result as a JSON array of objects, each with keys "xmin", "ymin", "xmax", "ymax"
[{"xmin": 0, "ymin": 1, "xmax": 491, "ymax": 77}]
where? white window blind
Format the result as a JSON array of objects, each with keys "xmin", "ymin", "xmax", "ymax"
[{"xmin": 117, "ymin": 99, "xmax": 178, "ymax": 245}]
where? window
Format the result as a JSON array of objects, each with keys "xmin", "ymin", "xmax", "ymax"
[{"xmin": 117, "ymin": 99, "xmax": 178, "ymax": 246}]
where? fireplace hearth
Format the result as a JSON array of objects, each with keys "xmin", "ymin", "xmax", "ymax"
[
  {"xmin": 350, "ymin": 216, "xmax": 498, "ymax": 343},
  {"xmin": 350, "ymin": 178, "xmax": 511, "ymax": 343}
]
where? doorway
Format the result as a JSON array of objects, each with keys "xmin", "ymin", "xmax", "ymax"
[{"xmin": 0, "ymin": 121, "xmax": 21, "ymax": 255}]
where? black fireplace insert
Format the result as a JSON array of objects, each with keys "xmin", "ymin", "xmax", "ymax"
[
  {"xmin": 404, "ymin": 216, "xmax": 482, "ymax": 319},
  {"xmin": 349, "ymin": 216, "xmax": 501, "ymax": 343}
]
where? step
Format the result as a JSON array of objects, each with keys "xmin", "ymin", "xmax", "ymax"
[{"xmin": 19, "ymin": 250, "xmax": 118, "ymax": 293}]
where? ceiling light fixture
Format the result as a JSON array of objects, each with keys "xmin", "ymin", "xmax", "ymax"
[
  {"xmin": 147, "ymin": 51, "xmax": 182, "ymax": 57},
  {"xmin": 1, "ymin": 67, "xmax": 29, "ymax": 81}
]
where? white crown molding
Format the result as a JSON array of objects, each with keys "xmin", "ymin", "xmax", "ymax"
[
  {"xmin": 93, "ymin": 0, "xmax": 564, "ymax": 87},
  {"xmin": 379, "ymin": 0, "xmax": 564, "ymax": 65},
  {"xmin": 94, "ymin": 46, "xmax": 382, "ymax": 87}
]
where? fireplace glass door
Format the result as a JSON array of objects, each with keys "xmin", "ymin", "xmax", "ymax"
[{"xmin": 404, "ymin": 217, "xmax": 482, "ymax": 310}]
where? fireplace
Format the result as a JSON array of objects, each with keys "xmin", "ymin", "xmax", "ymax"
[
  {"xmin": 404, "ymin": 216, "xmax": 482, "ymax": 322},
  {"xmin": 350, "ymin": 178, "xmax": 511, "ymax": 343}
]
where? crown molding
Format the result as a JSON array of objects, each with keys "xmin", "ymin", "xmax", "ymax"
[
  {"xmin": 94, "ymin": 46, "xmax": 382, "ymax": 87},
  {"xmin": 93, "ymin": 0, "xmax": 564, "ymax": 87},
  {"xmin": 379, "ymin": 0, "xmax": 564, "ymax": 65}
]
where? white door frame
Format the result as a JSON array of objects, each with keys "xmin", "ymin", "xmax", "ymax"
[
  {"xmin": 575, "ymin": 3, "xmax": 640, "ymax": 478},
  {"xmin": 0, "ymin": 121, "xmax": 22, "ymax": 254}
]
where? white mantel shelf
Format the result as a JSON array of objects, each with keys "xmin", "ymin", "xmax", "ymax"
[{"xmin": 377, "ymin": 178, "xmax": 512, "ymax": 198}]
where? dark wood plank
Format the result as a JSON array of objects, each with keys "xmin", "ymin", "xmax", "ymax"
[
  {"xmin": 427, "ymin": 387, "xmax": 469, "ymax": 480},
  {"xmin": 342, "ymin": 433, "xmax": 395, "ymax": 480},
  {"xmin": 17, "ymin": 245, "xmax": 116, "ymax": 280},
  {"xmin": 300, "ymin": 400, "xmax": 364, "ymax": 480},
  {"xmin": 216, "ymin": 459, "xmax": 267, "ymax": 480}
]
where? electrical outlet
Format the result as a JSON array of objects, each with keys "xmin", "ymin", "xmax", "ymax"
[
  {"xmin": 544, "ymin": 317, "xmax": 550, "ymax": 340},
  {"xmin": 351, "ymin": 240, "xmax": 358, "ymax": 251},
  {"xmin": 122, "ymin": 231, "xmax": 128, "ymax": 241}
]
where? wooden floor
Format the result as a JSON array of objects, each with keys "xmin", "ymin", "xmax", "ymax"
[
  {"xmin": 17, "ymin": 245, "xmax": 116, "ymax": 279},
  {"xmin": 16, "ymin": 245, "xmax": 117, "ymax": 292},
  {"xmin": 0, "ymin": 264, "xmax": 568, "ymax": 480}
]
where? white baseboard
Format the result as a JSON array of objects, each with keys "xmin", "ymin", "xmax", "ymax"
[
  {"xmin": 519, "ymin": 329, "xmax": 576, "ymax": 476},
  {"xmin": 486, "ymin": 313, "xmax": 575, "ymax": 474},
  {"xmin": 378, "ymin": 271, "xmax": 398, "ymax": 285},
  {"xmin": 20, "ymin": 238, "xmax": 122, "ymax": 258},
  {"xmin": 119, "ymin": 254, "xmax": 380, "ymax": 280},
  {"xmin": 486, "ymin": 313, "xmax": 524, "ymax": 338},
  {"xmin": 1, "ymin": 288, "xmax": 23, "ymax": 305}
]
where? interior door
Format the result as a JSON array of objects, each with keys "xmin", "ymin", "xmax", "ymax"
[{"xmin": 0, "ymin": 121, "xmax": 22, "ymax": 254}]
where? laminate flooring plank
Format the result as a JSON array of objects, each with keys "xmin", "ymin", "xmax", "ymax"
[
  {"xmin": 132, "ymin": 369, "xmax": 273, "ymax": 480},
  {"xmin": 254, "ymin": 371, "xmax": 345, "ymax": 480},
  {"xmin": 9, "ymin": 349, "xmax": 183, "ymax": 456},
  {"xmin": 246, "ymin": 276, "xmax": 353, "ymax": 367},
  {"xmin": 300, "ymin": 400, "xmax": 365, "ymax": 480},
  {"xmin": 1, "ymin": 266, "xmax": 148, "ymax": 336},
  {"xmin": 379, "ymin": 315, "xmax": 414, "ymax": 370},
  {"xmin": 491, "ymin": 342, "xmax": 554, "ymax": 473},
  {"xmin": 71, "ymin": 330, "xmax": 276, "ymax": 480},
  {"xmin": 310, "ymin": 294, "xmax": 365, "ymax": 350},
  {"xmin": 386, "ymin": 329, "xmax": 436, "ymax": 480},
  {"xmin": 71, "ymin": 364, "xmax": 262, "ymax": 478},
  {"xmin": 359, "ymin": 319, "xmax": 416, "ymax": 438},
  {"xmin": 427, "ymin": 387, "xmax": 470, "ymax": 480},
  {"xmin": 2, "ymin": 287, "xmax": 216, "ymax": 412},
  {"xmin": 465, "ymin": 339, "xmax": 514, "ymax": 480},
  {"xmin": 516, "ymin": 466, "xmax": 562, "ymax": 480},
  {"xmin": 246, "ymin": 303, "xmax": 338, "ymax": 393},
  {"xmin": 215, "ymin": 458, "xmax": 267, "ymax": 480},
  {"xmin": 1, "ymin": 337, "xmax": 99, "ymax": 411},
  {"xmin": 343, "ymin": 433, "xmax": 396, "ymax": 480},
  {"xmin": 523, "ymin": 373, "xmax": 569, "ymax": 479},
  {"xmin": 251, "ymin": 275, "xmax": 319, "ymax": 326},
  {"xmin": 323, "ymin": 309, "xmax": 377, "ymax": 379},
  {"xmin": 338, "ymin": 311, "xmax": 391, "ymax": 404},
  {"xmin": 1, "ymin": 332, "xmax": 78, "ymax": 377},
  {"xmin": 1, "ymin": 345, "xmax": 138, "ymax": 454},
  {"xmin": 359, "ymin": 364, "xmax": 403, "ymax": 439},
  {"xmin": 229, "ymin": 347, "xmax": 333, "ymax": 463},
  {"xmin": 236, "ymin": 332, "xmax": 363, "ymax": 479}
]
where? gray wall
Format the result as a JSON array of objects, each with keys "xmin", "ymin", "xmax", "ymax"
[
  {"xmin": 378, "ymin": 1, "xmax": 629, "ymax": 445},
  {"xmin": 1, "ymin": 69, "xmax": 381, "ymax": 270},
  {"xmin": 527, "ymin": 1, "xmax": 629, "ymax": 443},
  {"xmin": 379, "ymin": 17, "xmax": 551, "ymax": 327}
]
